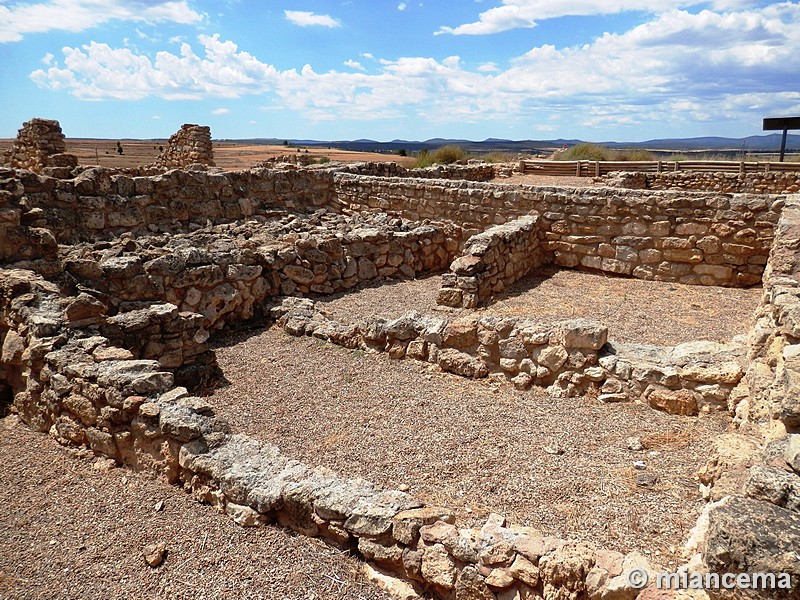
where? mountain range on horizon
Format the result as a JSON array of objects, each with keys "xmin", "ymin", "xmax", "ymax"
[{"xmin": 215, "ymin": 133, "xmax": 800, "ymax": 155}]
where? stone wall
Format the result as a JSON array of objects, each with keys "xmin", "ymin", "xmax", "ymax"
[
  {"xmin": 340, "ymin": 161, "xmax": 496, "ymax": 182},
  {"xmin": 744, "ymin": 198, "xmax": 800, "ymax": 429},
  {"xmin": 151, "ymin": 124, "xmax": 215, "ymax": 169},
  {"xmin": 603, "ymin": 170, "xmax": 800, "ymax": 195},
  {"xmin": 438, "ymin": 215, "xmax": 549, "ymax": 308},
  {"xmin": 4, "ymin": 165, "xmax": 783, "ymax": 289},
  {"xmin": 57, "ymin": 212, "xmax": 458, "ymax": 331},
  {"xmin": 272, "ymin": 298, "xmax": 746, "ymax": 411},
  {"xmin": 2, "ymin": 118, "xmax": 78, "ymax": 177},
  {"xmin": 0, "ymin": 269, "xmax": 698, "ymax": 600},
  {"xmin": 11, "ymin": 167, "xmax": 338, "ymax": 244},
  {"xmin": 334, "ymin": 173, "xmax": 780, "ymax": 287}
]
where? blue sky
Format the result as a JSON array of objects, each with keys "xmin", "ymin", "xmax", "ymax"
[{"xmin": 1, "ymin": 0, "xmax": 798, "ymax": 142}]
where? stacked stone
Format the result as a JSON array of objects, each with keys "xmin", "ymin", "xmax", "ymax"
[
  {"xmin": 339, "ymin": 162, "xmax": 496, "ymax": 181},
  {"xmin": 152, "ymin": 124, "xmax": 215, "ymax": 169},
  {"xmin": 4, "ymin": 118, "xmax": 77, "ymax": 175},
  {"xmin": 333, "ymin": 173, "xmax": 779, "ymax": 286},
  {"xmin": 273, "ymin": 299, "xmax": 748, "ymax": 407},
  {"xmin": 603, "ymin": 170, "xmax": 800, "ymax": 194},
  {"xmin": 99, "ymin": 303, "xmax": 214, "ymax": 386},
  {"xmin": 0, "ymin": 167, "xmax": 58, "ymax": 264},
  {"xmin": 58, "ymin": 213, "xmax": 459, "ymax": 330},
  {"xmin": 438, "ymin": 215, "xmax": 546, "ymax": 308}
]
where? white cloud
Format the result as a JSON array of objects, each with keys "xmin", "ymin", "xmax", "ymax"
[
  {"xmin": 344, "ymin": 59, "xmax": 365, "ymax": 70},
  {"xmin": 435, "ymin": 0, "xmax": 741, "ymax": 35},
  {"xmin": 397, "ymin": 2, "xmax": 407, "ymax": 10},
  {"xmin": 152, "ymin": 115, "xmax": 161, "ymax": 120},
  {"xmin": 42, "ymin": 52, "xmax": 54, "ymax": 65},
  {"xmin": 362, "ymin": 52, "xmax": 375, "ymax": 60},
  {"xmin": 284, "ymin": 10, "xmax": 341, "ymax": 28},
  {"xmin": 0, "ymin": 0, "xmax": 202, "ymax": 43},
  {"xmin": 212, "ymin": 108, "xmax": 230, "ymax": 115},
  {"xmin": 28, "ymin": 4, "xmax": 800, "ymax": 133}
]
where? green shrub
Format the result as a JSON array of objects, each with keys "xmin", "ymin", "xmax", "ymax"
[
  {"xmin": 413, "ymin": 145, "xmax": 469, "ymax": 168},
  {"xmin": 558, "ymin": 143, "xmax": 613, "ymax": 161},
  {"xmin": 315, "ymin": 156, "xmax": 330, "ymax": 164}
]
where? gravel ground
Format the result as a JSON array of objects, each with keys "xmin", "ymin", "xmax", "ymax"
[
  {"xmin": 0, "ymin": 416, "xmax": 395, "ymax": 600},
  {"xmin": 314, "ymin": 267, "xmax": 761, "ymax": 346},
  {"xmin": 209, "ymin": 328, "xmax": 731, "ymax": 565}
]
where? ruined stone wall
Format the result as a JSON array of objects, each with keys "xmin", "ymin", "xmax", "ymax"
[
  {"xmin": 56, "ymin": 214, "xmax": 458, "ymax": 331},
  {"xmin": 745, "ymin": 197, "xmax": 800, "ymax": 430},
  {"xmin": 2, "ymin": 118, "xmax": 78, "ymax": 175},
  {"xmin": 438, "ymin": 215, "xmax": 549, "ymax": 308},
  {"xmin": 151, "ymin": 124, "xmax": 215, "ymax": 169},
  {"xmin": 12, "ymin": 167, "xmax": 338, "ymax": 244},
  {"xmin": 273, "ymin": 298, "xmax": 746, "ymax": 411},
  {"xmin": 603, "ymin": 170, "xmax": 800, "ymax": 194},
  {"xmin": 340, "ymin": 161, "xmax": 496, "ymax": 182},
  {"xmin": 0, "ymin": 269, "xmax": 706, "ymax": 600},
  {"xmin": 334, "ymin": 174, "xmax": 781, "ymax": 287}
]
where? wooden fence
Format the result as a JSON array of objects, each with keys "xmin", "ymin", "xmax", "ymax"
[{"xmin": 519, "ymin": 160, "xmax": 800, "ymax": 177}]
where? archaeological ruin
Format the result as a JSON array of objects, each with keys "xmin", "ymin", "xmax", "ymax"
[{"xmin": 1, "ymin": 119, "xmax": 799, "ymax": 599}]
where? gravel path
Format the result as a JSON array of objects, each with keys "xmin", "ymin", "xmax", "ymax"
[
  {"xmin": 314, "ymin": 268, "xmax": 761, "ymax": 346},
  {"xmin": 0, "ymin": 416, "xmax": 395, "ymax": 600},
  {"xmin": 210, "ymin": 328, "xmax": 730, "ymax": 565}
]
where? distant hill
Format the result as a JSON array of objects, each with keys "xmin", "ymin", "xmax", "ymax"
[{"xmin": 217, "ymin": 133, "xmax": 800, "ymax": 155}]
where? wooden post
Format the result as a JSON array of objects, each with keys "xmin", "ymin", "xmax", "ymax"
[
  {"xmin": 576, "ymin": 161, "xmax": 581, "ymax": 177},
  {"xmin": 595, "ymin": 161, "xmax": 600, "ymax": 177},
  {"xmin": 780, "ymin": 129, "xmax": 788, "ymax": 162}
]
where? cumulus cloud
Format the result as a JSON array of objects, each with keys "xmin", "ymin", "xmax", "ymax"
[
  {"xmin": 284, "ymin": 10, "xmax": 341, "ymax": 28},
  {"xmin": 435, "ymin": 0, "xmax": 743, "ymax": 35},
  {"xmin": 344, "ymin": 59, "xmax": 365, "ymax": 70},
  {"xmin": 28, "ymin": 4, "xmax": 800, "ymax": 132},
  {"xmin": 0, "ymin": 0, "xmax": 202, "ymax": 43},
  {"xmin": 212, "ymin": 108, "xmax": 230, "ymax": 115},
  {"xmin": 397, "ymin": 2, "xmax": 407, "ymax": 10}
]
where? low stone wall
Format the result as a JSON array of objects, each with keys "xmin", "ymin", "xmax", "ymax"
[
  {"xmin": 0, "ymin": 168, "xmax": 58, "ymax": 263},
  {"xmin": 58, "ymin": 213, "xmax": 458, "ymax": 331},
  {"xmin": 340, "ymin": 161, "xmax": 496, "ymax": 181},
  {"xmin": 334, "ymin": 173, "xmax": 781, "ymax": 287},
  {"xmin": 603, "ymin": 170, "xmax": 800, "ymax": 195},
  {"xmin": 438, "ymin": 215, "xmax": 549, "ymax": 308},
  {"xmin": 0, "ymin": 269, "xmax": 685, "ymax": 600},
  {"xmin": 272, "ymin": 298, "xmax": 746, "ymax": 410}
]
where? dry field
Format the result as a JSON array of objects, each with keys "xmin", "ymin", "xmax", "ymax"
[{"xmin": 0, "ymin": 138, "xmax": 417, "ymax": 170}]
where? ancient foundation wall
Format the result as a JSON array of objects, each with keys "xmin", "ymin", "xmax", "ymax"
[
  {"xmin": 333, "ymin": 174, "xmax": 781, "ymax": 287},
  {"xmin": 340, "ymin": 161, "xmax": 496, "ymax": 182},
  {"xmin": 604, "ymin": 170, "xmax": 800, "ymax": 195},
  {"xmin": 745, "ymin": 198, "xmax": 800, "ymax": 430},
  {"xmin": 59, "ymin": 218, "xmax": 458, "ymax": 332},
  {"xmin": 1, "ymin": 268, "xmax": 685, "ymax": 600},
  {"xmin": 437, "ymin": 215, "xmax": 550, "ymax": 308},
  {"xmin": 11, "ymin": 166, "xmax": 339, "ymax": 244}
]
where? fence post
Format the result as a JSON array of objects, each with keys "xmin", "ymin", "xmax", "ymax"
[
  {"xmin": 595, "ymin": 161, "xmax": 600, "ymax": 177},
  {"xmin": 576, "ymin": 161, "xmax": 581, "ymax": 177},
  {"xmin": 519, "ymin": 160, "xmax": 525, "ymax": 174}
]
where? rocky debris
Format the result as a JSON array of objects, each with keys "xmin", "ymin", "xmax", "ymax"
[
  {"xmin": 150, "ymin": 124, "xmax": 215, "ymax": 169},
  {"xmin": 703, "ymin": 496, "xmax": 800, "ymax": 592},
  {"xmin": 438, "ymin": 215, "xmax": 547, "ymax": 309},
  {"xmin": 142, "ymin": 542, "xmax": 167, "ymax": 567}
]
